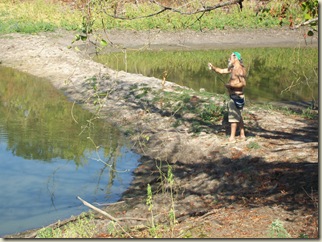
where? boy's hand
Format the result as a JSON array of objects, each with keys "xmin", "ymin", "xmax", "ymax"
[{"xmin": 208, "ymin": 63, "xmax": 213, "ymax": 70}]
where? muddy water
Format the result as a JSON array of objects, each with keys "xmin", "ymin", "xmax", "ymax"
[
  {"xmin": 95, "ymin": 47, "xmax": 318, "ymax": 104},
  {"xmin": 0, "ymin": 66, "xmax": 140, "ymax": 236}
]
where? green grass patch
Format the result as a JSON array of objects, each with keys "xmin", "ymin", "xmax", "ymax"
[
  {"xmin": 0, "ymin": 0, "xmax": 81, "ymax": 34},
  {"xmin": 247, "ymin": 141, "xmax": 261, "ymax": 150},
  {"xmin": 268, "ymin": 219, "xmax": 291, "ymax": 238},
  {"xmin": 0, "ymin": 0, "xmax": 306, "ymax": 34},
  {"xmin": 95, "ymin": 47, "xmax": 318, "ymax": 104},
  {"xmin": 36, "ymin": 212, "xmax": 97, "ymax": 238}
]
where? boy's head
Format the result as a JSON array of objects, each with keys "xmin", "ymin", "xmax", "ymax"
[{"xmin": 228, "ymin": 52, "xmax": 242, "ymax": 68}]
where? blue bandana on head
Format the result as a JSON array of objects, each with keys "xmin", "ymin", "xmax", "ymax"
[{"xmin": 233, "ymin": 52, "xmax": 242, "ymax": 61}]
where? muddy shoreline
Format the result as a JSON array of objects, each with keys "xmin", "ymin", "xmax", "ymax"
[{"xmin": 0, "ymin": 28, "xmax": 319, "ymax": 238}]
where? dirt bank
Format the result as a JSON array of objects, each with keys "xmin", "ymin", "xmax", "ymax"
[{"xmin": 0, "ymin": 28, "xmax": 318, "ymax": 238}]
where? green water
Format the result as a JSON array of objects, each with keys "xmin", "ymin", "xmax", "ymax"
[
  {"xmin": 95, "ymin": 47, "xmax": 318, "ymax": 103},
  {"xmin": 0, "ymin": 66, "xmax": 122, "ymax": 165}
]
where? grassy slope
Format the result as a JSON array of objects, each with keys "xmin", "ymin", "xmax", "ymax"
[{"xmin": 0, "ymin": 0, "xmax": 304, "ymax": 34}]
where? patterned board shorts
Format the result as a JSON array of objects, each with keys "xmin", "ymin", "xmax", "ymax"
[{"xmin": 228, "ymin": 98, "xmax": 243, "ymax": 122}]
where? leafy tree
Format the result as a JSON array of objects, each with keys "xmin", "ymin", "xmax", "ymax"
[{"xmin": 296, "ymin": 0, "xmax": 318, "ymax": 37}]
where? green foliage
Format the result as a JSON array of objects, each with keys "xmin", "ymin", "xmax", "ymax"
[
  {"xmin": 149, "ymin": 86, "xmax": 226, "ymax": 133},
  {"xmin": 268, "ymin": 219, "xmax": 291, "ymax": 238},
  {"xmin": 300, "ymin": 0, "xmax": 318, "ymax": 36},
  {"xmin": 199, "ymin": 103, "xmax": 224, "ymax": 123},
  {"xmin": 1, "ymin": 20, "xmax": 56, "ymax": 33},
  {"xmin": 247, "ymin": 141, "xmax": 261, "ymax": 150},
  {"xmin": 190, "ymin": 121, "xmax": 203, "ymax": 133},
  {"xmin": 0, "ymin": 0, "xmax": 313, "ymax": 34},
  {"xmin": 135, "ymin": 87, "xmax": 152, "ymax": 99},
  {"xmin": 301, "ymin": 0, "xmax": 318, "ymax": 20},
  {"xmin": 146, "ymin": 184, "xmax": 153, "ymax": 210},
  {"xmin": 36, "ymin": 227, "xmax": 59, "ymax": 238},
  {"xmin": 84, "ymin": 75, "xmax": 110, "ymax": 107},
  {"xmin": 298, "ymin": 233, "xmax": 309, "ymax": 238},
  {"xmin": 166, "ymin": 165, "xmax": 176, "ymax": 228},
  {"xmin": 36, "ymin": 213, "xmax": 97, "ymax": 238},
  {"xmin": 146, "ymin": 183, "xmax": 158, "ymax": 237},
  {"xmin": 261, "ymin": 104, "xmax": 318, "ymax": 120},
  {"xmin": 167, "ymin": 165, "xmax": 174, "ymax": 186},
  {"xmin": 0, "ymin": 0, "xmax": 81, "ymax": 34},
  {"xmin": 61, "ymin": 213, "xmax": 97, "ymax": 238},
  {"xmin": 102, "ymin": 1, "xmax": 284, "ymax": 30},
  {"xmin": 301, "ymin": 108, "xmax": 318, "ymax": 119},
  {"xmin": 141, "ymin": 161, "xmax": 178, "ymax": 237},
  {"xmin": 95, "ymin": 47, "xmax": 318, "ymax": 103},
  {"xmin": 105, "ymin": 221, "xmax": 117, "ymax": 236}
]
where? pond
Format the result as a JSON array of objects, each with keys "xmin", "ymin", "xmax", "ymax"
[
  {"xmin": 95, "ymin": 47, "xmax": 318, "ymax": 105},
  {"xmin": 0, "ymin": 66, "xmax": 140, "ymax": 236}
]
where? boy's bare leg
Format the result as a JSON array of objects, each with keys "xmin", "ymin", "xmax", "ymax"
[
  {"xmin": 239, "ymin": 118, "xmax": 246, "ymax": 140},
  {"xmin": 229, "ymin": 122, "xmax": 237, "ymax": 142}
]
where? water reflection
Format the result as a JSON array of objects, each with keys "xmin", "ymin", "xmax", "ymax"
[
  {"xmin": 95, "ymin": 47, "xmax": 318, "ymax": 103},
  {"xmin": 0, "ymin": 66, "xmax": 140, "ymax": 236}
]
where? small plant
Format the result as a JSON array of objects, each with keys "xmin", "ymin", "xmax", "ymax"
[
  {"xmin": 36, "ymin": 227, "xmax": 59, "ymax": 238},
  {"xmin": 247, "ymin": 141, "xmax": 261, "ymax": 150},
  {"xmin": 172, "ymin": 119, "xmax": 183, "ymax": 128},
  {"xmin": 146, "ymin": 183, "xmax": 157, "ymax": 237},
  {"xmin": 135, "ymin": 87, "xmax": 152, "ymax": 99},
  {"xmin": 36, "ymin": 213, "xmax": 97, "ymax": 238},
  {"xmin": 268, "ymin": 219, "xmax": 291, "ymax": 238},
  {"xmin": 301, "ymin": 108, "xmax": 318, "ymax": 119},
  {"xmin": 106, "ymin": 221, "xmax": 117, "ymax": 236},
  {"xmin": 66, "ymin": 213, "xmax": 97, "ymax": 238},
  {"xmin": 199, "ymin": 103, "xmax": 224, "ymax": 123},
  {"xmin": 190, "ymin": 121, "xmax": 202, "ymax": 133},
  {"xmin": 298, "ymin": 233, "xmax": 309, "ymax": 238},
  {"xmin": 167, "ymin": 165, "xmax": 177, "ymax": 228}
]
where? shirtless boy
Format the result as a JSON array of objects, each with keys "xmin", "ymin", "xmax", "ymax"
[{"xmin": 208, "ymin": 52, "xmax": 247, "ymax": 143}]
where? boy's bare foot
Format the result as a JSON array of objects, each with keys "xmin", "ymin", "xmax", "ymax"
[
  {"xmin": 228, "ymin": 137, "xmax": 236, "ymax": 142},
  {"xmin": 239, "ymin": 136, "xmax": 246, "ymax": 141},
  {"xmin": 220, "ymin": 138, "xmax": 237, "ymax": 146}
]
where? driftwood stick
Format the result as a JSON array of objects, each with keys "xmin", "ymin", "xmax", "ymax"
[
  {"xmin": 77, "ymin": 196, "xmax": 149, "ymax": 239},
  {"xmin": 77, "ymin": 196, "xmax": 148, "ymax": 222},
  {"xmin": 77, "ymin": 196, "xmax": 118, "ymax": 222},
  {"xmin": 93, "ymin": 200, "xmax": 125, "ymax": 207},
  {"xmin": 78, "ymin": 196, "xmax": 136, "ymax": 238}
]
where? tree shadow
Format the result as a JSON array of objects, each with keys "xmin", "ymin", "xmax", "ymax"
[
  {"xmin": 111, "ymin": 77, "xmax": 318, "ymax": 221},
  {"xmin": 121, "ymin": 103, "xmax": 318, "ymax": 223},
  {"xmin": 173, "ymin": 158, "xmax": 318, "ymax": 212},
  {"xmin": 244, "ymin": 110, "xmax": 318, "ymax": 144},
  {"xmin": 123, "ymin": 152, "xmax": 318, "ymax": 228}
]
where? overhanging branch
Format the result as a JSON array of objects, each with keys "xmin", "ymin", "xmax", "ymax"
[
  {"xmin": 110, "ymin": 0, "xmax": 243, "ymax": 20},
  {"xmin": 292, "ymin": 17, "xmax": 318, "ymax": 30}
]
